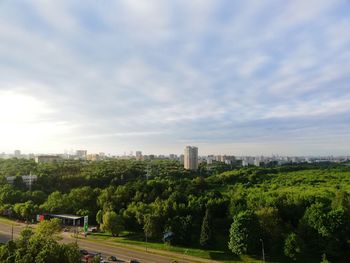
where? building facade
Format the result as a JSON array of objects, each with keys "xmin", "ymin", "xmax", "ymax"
[
  {"xmin": 35, "ymin": 155, "xmax": 61, "ymax": 163},
  {"xmin": 76, "ymin": 150, "xmax": 87, "ymax": 159},
  {"xmin": 184, "ymin": 146, "xmax": 198, "ymax": 170},
  {"xmin": 135, "ymin": 151, "xmax": 143, "ymax": 161},
  {"xmin": 6, "ymin": 174, "xmax": 37, "ymax": 188}
]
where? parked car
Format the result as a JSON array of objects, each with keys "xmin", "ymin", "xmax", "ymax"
[{"xmin": 107, "ymin": 256, "xmax": 117, "ymax": 261}]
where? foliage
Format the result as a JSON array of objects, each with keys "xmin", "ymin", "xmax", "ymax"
[
  {"xmin": 284, "ymin": 233, "xmax": 302, "ymax": 261},
  {"xmin": 0, "ymin": 221, "xmax": 79, "ymax": 263},
  {"xmin": 101, "ymin": 211, "xmax": 124, "ymax": 236},
  {"xmin": 36, "ymin": 218, "xmax": 62, "ymax": 238},
  {"xmin": 0, "ymin": 158, "xmax": 350, "ymax": 260},
  {"xmin": 228, "ymin": 210, "xmax": 261, "ymax": 255},
  {"xmin": 200, "ymin": 209, "xmax": 212, "ymax": 247}
]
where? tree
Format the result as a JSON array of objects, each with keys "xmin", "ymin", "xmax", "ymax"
[
  {"xmin": 256, "ymin": 207, "xmax": 284, "ymax": 252},
  {"xmin": 228, "ymin": 210, "xmax": 261, "ymax": 255},
  {"xmin": 34, "ymin": 238, "xmax": 61, "ymax": 263},
  {"xmin": 284, "ymin": 233, "xmax": 302, "ymax": 261},
  {"xmin": 143, "ymin": 214, "xmax": 162, "ymax": 239},
  {"xmin": 96, "ymin": 209, "xmax": 103, "ymax": 226},
  {"xmin": 101, "ymin": 211, "xmax": 124, "ymax": 236},
  {"xmin": 13, "ymin": 176, "xmax": 26, "ymax": 190},
  {"xmin": 13, "ymin": 201, "xmax": 37, "ymax": 221},
  {"xmin": 0, "ymin": 220, "xmax": 80, "ymax": 263},
  {"xmin": 36, "ymin": 218, "xmax": 62, "ymax": 238},
  {"xmin": 200, "ymin": 209, "xmax": 212, "ymax": 247},
  {"xmin": 320, "ymin": 253, "xmax": 330, "ymax": 263},
  {"xmin": 40, "ymin": 191, "xmax": 68, "ymax": 213},
  {"xmin": 165, "ymin": 215, "xmax": 192, "ymax": 245},
  {"xmin": 332, "ymin": 191, "xmax": 350, "ymax": 212},
  {"xmin": 60, "ymin": 243, "xmax": 81, "ymax": 263}
]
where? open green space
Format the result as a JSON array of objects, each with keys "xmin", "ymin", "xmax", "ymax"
[{"xmin": 0, "ymin": 158, "xmax": 349, "ymax": 262}]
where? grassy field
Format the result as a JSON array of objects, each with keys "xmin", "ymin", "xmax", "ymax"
[
  {"xmin": 87, "ymin": 231, "xmax": 273, "ymax": 263},
  {"xmin": 87, "ymin": 231, "xmax": 321, "ymax": 263},
  {"xmin": 0, "ymin": 216, "xmax": 21, "ymax": 226}
]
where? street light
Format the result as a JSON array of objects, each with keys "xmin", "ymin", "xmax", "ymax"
[
  {"xmin": 145, "ymin": 232, "xmax": 148, "ymax": 252},
  {"xmin": 260, "ymin": 238, "xmax": 265, "ymax": 263}
]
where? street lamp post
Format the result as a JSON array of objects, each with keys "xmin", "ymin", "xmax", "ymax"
[
  {"xmin": 260, "ymin": 238, "xmax": 265, "ymax": 263},
  {"xmin": 145, "ymin": 233, "xmax": 148, "ymax": 252}
]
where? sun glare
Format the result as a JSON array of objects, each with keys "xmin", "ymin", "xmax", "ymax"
[
  {"xmin": 0, "ymin": 91, "xmax": 62, "ymax": 151},
  {"xmin": 0, "ymin": 91, "xmax": 51, "ymax": 123}
]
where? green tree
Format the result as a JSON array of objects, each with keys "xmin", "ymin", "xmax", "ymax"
[
  {"xmin": 40, "ymin": 191, "xmax": 68, "ymax": 213},
  {"xmin": 165, "ymin": 215, "xmax": 192, "ymax": 245},
  {"xmin": 200, "ymin": 209, "xmax": 212, "ymax": 247},
  {"xmin": 60, "ymin": 243, "xmax": 81, "ymax": 263},
  {"xmin": 34, "ymin": 238, "xmax": 61, "ymax": 263},
  {"xmin": 228, "ymin": 210, "xmax": 261, "ymax": 255},
  {"xmin": 0, "ymin": 219, "xmax": 80, "ymax": 263},
  {"xmin": 332, "ymin": 190, "xmax": 350, "ymax": 215},
  {"xmin": 96, "ymin": 209, "xmax": 103, "ymax": 226},
  {"xmin": 13, "ymin": 176, "xmax": 26, "ymax": 190},
  {"xmin": 143, "ymin": 214, "xmax": 162, "ymax": 239},
  {"xmin": 320, "ymin": 253, "xmax": 330, "ymax": 263},
  {"xmin": 256, "ymin": 207, "xmax": 284, "ymax": 252},
  {"xmin": 284, "ymin": 233, "xmax": 302, "ymax": 261},
  {"xmin": 36, "ymin": 218, "xmax": 62, "ymax": 238},
  {"xmin": 101, "ymin": 211, "xmax": 124, "ymax": 236}
]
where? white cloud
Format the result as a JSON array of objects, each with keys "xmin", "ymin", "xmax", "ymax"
[
  {"xmin": 0, "ymin": 0, "xmax": 349, "ymax": 154},
  {"xmin": 237, "ymin": 54, "xmax": 270, "ymax": 77}
]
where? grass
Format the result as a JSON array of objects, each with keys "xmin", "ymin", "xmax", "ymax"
[
  {"xmin": 87, "ymin": 231, "xmax": 266, "ymax": 262},
  {"xmin": 0, "ymin": 216, "xmax": 21, "ymax": 226},
  {"xmin": 87, "ymin": 231, "xmax": 321, "ymax": 263}
]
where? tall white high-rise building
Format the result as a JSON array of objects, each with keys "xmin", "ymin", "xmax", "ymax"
[
  {"xmin": 184, "ymin": 146, "xmax": 198, "ymax": 170},
  {"xmin": 14, "ymin": 150, "xmax": 21, "ymax": 158}
]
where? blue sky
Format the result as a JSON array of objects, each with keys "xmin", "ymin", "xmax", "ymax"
[{"xmin": 0, "ymin": 0, "xmax": 350, "ymax": 155}]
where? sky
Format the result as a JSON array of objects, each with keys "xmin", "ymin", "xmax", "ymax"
[{"xmin": 0, "ymin": 0, "xmax": 350, "ymax": 156}]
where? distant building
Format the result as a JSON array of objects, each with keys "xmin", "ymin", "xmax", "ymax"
[
  {"xmin": 6, "ymin": 174, "xmax": 37, "ymax": 188},
  {"xmin": 76, "ymin": 150, "xmax": 87, "ymax": 159},
  {"xmin": 184, "ymin": 146, "xmax": 198, "ymax": 170},
  {"xmin": 86, "ymin": 154, "xmax": 100, "ymax": 161},
  {"xmin": 38, "ymin": 213, "xmax": 85, "ymax": 226},
  {"xmin": 35, "ymin": 155, "xmax": 61, "ymax": 163},
  {"xmin": 179, "ymin": 154, "xmax": 184, "ymax": 164},
  {"xmin": 169, "ymin": 154, "xmax": 177, "ymax": 160},
  {"xmin": 135, "ymin": 151, "xmax": 143, "ymax": 161},
  {"xmin": 254, "ymin": 159, "xmax": 261, "ymax": 166},
  {"xmin": 206, "ymin": 155, "xmax": 214, "ymax": 164},
  {"xmin": 14, "ymin": 150, "xmax": 21, "ymax": 158}
]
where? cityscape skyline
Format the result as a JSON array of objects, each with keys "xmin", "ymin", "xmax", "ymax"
[
  {"xmin": 1, "ymin": 1, "xmax": 350, "ymax": 155},
  {"xmin": 1, "ymin": 147, "xmax": 350, "ymax": 159}
]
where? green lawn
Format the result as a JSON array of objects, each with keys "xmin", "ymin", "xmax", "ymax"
[
  {"xmin": 0, "ymin": 216, "xmax": 20, "ymax": 226},
  {"xmin": 87, "ymin": 231, "xmax": 266, "ymax": 262},
  {"xmin": 87, "ymin": 231, "xmax": 321, "ymax": 263}
]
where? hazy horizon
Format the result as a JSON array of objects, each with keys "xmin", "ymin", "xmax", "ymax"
[{"xmin": 1, "ymin": 1, "xmax": 350, "ymax": 156}]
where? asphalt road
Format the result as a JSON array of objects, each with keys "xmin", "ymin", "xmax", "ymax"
[{"xmin": 0, "ymin": 222, "xmax": 197, "ymax": 263}]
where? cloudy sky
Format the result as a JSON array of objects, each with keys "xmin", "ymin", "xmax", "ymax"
[{"xmin": 0, "ymin": 0, "xmax": 350, "ymax": 156}]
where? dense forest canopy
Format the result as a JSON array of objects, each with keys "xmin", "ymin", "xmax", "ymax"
[{"xmin": 0, "ymin": 158, "xmax": 349, "ymax": 262}]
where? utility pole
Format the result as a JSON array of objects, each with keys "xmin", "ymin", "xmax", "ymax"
[
  {"xmin": 145, "ymin": 232, "xmax": 148, "ymax": 252},
  {"xmin": 260, "ymin": 238, "xmax": 265, "ymax": 263}
]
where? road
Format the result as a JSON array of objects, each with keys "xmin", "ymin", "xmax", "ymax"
[{"xmin": 0, "ymin": 222, "xmax": 213, "ymax": 263}]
